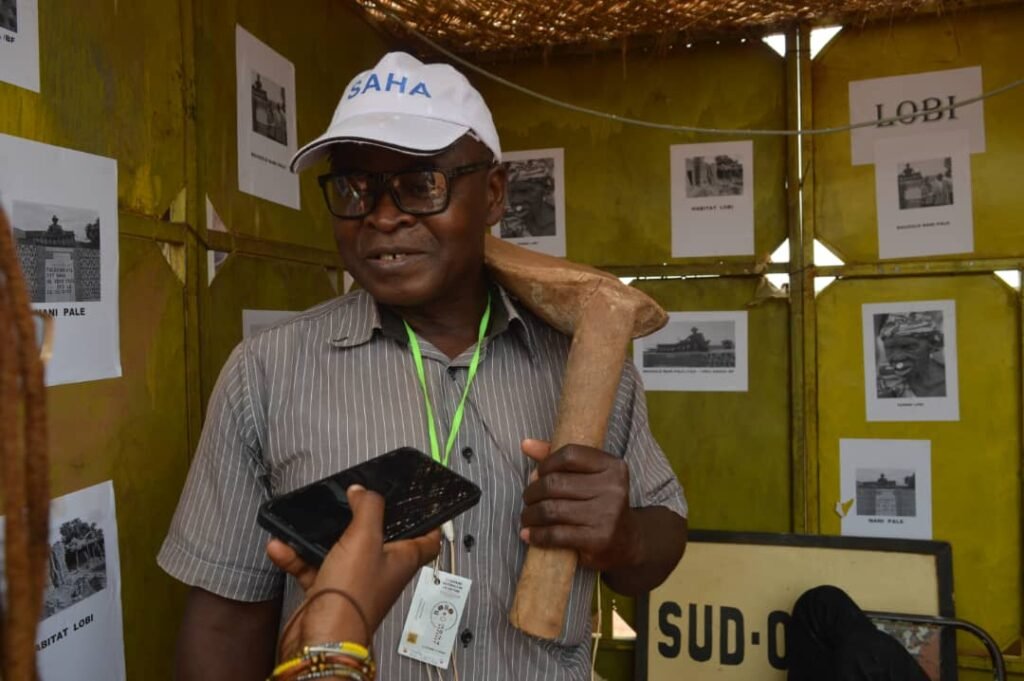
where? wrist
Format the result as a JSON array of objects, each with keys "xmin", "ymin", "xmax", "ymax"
[{"xmin": 299, "ymin": 592, "xmax": 372, "ymax": 649}]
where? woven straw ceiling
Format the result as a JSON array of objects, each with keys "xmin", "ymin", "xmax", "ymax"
[{"xmin": 352, "ymin": 0, "xmax": 984, "ymax": 54}]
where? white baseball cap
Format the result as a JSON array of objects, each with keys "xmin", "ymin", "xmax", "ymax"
[{"xmin": 290, "ymin": 51, "xmax": 502, "ymax": 172}]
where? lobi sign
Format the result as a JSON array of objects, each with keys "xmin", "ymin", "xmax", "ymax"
[{"xmin": 848, "ymin": 66, "xmax": 985, "ymax": 165}]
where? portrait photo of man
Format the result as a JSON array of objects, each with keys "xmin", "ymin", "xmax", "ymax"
[{"xmin": 874, "ymin": 311, "xmax": 947, "ymax": 398}]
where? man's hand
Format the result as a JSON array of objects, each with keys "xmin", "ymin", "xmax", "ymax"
[
  {"xmin": 519, "ymin": 438, "xmax": 688, "ymax": 595},
  {"xmin": 519, "ymin": 439, "xmax": 638, "ymax": 571},
  {"xmin": 266, "ymin": 485, "xmax": 441, "ymax": 657}
]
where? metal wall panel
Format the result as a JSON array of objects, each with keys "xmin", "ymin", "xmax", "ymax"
[
  {"xmin": 817, "ymin": 275, "xmax": 1021, "ymax": 653},
  {"xmin": 813, "ymin": 4, "xmax": 1024, "ymax": 262},
  {"xmin": 476, "ymin": 43, "xmax": 788, "ymax": 267}
]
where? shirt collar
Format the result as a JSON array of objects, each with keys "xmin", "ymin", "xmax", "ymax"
[{"xmin": 328, "ymin": 284, "xmax": 536, "ymax": 358}]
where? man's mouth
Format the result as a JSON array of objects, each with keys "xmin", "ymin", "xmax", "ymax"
[{"xmin": 364, "ymin": 249, "xmax": 425, "ymax": 266}]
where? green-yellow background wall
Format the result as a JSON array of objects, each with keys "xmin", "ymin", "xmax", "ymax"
[{"xmin": 2, "ymin": 1, "xmax": 1023, "ymax": 679}]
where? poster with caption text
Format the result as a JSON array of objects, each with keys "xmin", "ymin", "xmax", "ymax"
[
  {"xmin": 492, "ymin": 148, "xmax": 566, "ymax": 257},
  {"xmin": 0, "ymin": 134, "xmax": 121, "ymax": 386},
  {"xmin": 0, "ymin": 481, "xmax": 125, "ymax": 681},
  {"xmin": 0, "ymin": 0, "xmax": 40, "ymax": 92},
  {"xmin": 874, "ymin": 130, "xmax": 973, "ymax": 259},
  {"xmin": 635, "ymin": 311, "xmax": 748, "ymax": 392},
  {"xmin": 236, "ymin": 25, "xmax": 299, "ymax": 209},
  {"xmin": 670, "ymin": 141, "xmax": 754, "ymax": 257},
  {"xmin": 862, "ymin": 299, "xmax": 959, "ymax": 422},
  {"xmin": 840, "ymin": 439, "xmax": 932, "ymax": 540}
]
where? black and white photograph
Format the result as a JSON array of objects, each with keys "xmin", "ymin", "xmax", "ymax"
[
  {"xmin": 0, "ymin": 482, "xmax": 126, "ymax": 679},
  {"xmin": 854, "ymin": 468, "xmax": 917, "ymax": 518},
  {"xmin": 250, "ymin": 70, "xmax": 288, "ymax": 145},
  {"xmin": 872, "ymin": 309, "xmax": 946, "ymax": 399},
  {"xmin": 0, "ymin": 0, "xmax": 17, "ymax": 33},
  {"xmin": 862, "ymin": 300, "xmax": 959, "ymax": 422},
  {"xmin": 841, "ymin": 439, "xmax": 932, "ymax": 540},
  {"xmin": 0, "ymin": 134, "xmax": 121, "ymax": 387},
  {"xmin": 12, "ymin": 200, "xmax": 102, "ymax": 304},
  {"xmin": 684, "ymin": 154, "xmax": 744, "ymax": 198},
  {"xmin": 873, "ymin": 130, "xmax": 974, "ymax": 259},
  {"xmin": 641, "ymin": 320, "xmax": 736, "ymax": 369},
  {"xmin": 492, "ymin": 148, "xmax": 566, "ymax": 256},
  {"xmin": 670, "ymin": 140, "xmax": 755, "ymax": 257},
  {"xmin": 501, "ymin": 157, "xmax": 556, "ymax": 238},
  {"xmin": 0, "ymin": 0, "xmax": 39, "ymax": 92},
  {"xmin": 897, "ymin": 157, "xmax": 953, "ymax": 210},
  {"xmin": 236, "ymin": 25, "xmax": 299, "ymax": 209},
  {"xmin": 42, "ymin": 517, "xmax": 107, "ymax": 619},
  {"xmin": 635, "ymin": 311, "xmax": 748, "ymax": 392}
]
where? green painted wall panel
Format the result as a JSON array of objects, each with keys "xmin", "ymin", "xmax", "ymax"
[
  {"xmin": 476, "ymin": 43, "xmax": 788, "ymax": 267},
  {"xmin": 202, "ymin": 253, "xmax": 337, "ymax": 407},
  {"xmin": 636, "ymin": 277, "xmax": 792, "ymax": 532},
  {"xmin": 817, "ymin": 275, "xmax": 1021, "ymax": 651},
  {"xmin": 45, "ymin": 236, "xmax": 190, "ymax": 680},
  {"xmin": 812, "ymin": 4, "xmax": 1024, "ymax": 262}
]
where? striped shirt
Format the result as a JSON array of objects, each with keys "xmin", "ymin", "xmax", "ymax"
[{"xmin": 158, "ymin": 285, "xmax": 687, "ymax": 681}]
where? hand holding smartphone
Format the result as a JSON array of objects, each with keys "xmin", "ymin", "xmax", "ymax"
[{"xmin": 258, "ymin": 447, "xmax": 481, "ymax": 567}]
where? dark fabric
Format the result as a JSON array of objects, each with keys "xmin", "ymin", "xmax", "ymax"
[{"xmin": 787, "ymin": 586, "xmax": 932, "ymax": 681}]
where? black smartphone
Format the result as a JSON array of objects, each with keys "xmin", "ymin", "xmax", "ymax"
[{"xmin": 257, "ymin": 447, "xmax": 481, "ymax": 567}]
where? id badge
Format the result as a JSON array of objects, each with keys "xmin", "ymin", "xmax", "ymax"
[{"xmin": 397, "ymin": 567, "xmax": 472, "ymax": 669}]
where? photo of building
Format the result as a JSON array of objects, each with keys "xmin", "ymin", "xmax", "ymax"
[
  {"xmin": 13, "ymin": 201, "xmax": 102, "ymax": 304},
  {"xmin": 856, "ymin": 469, "xmax": 917, "ymax": 517}
]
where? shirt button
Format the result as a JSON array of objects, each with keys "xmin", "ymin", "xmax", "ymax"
[
  {"xmin": 460, "ymin": 628, "xmax": 473, "ymax": 647},
  {"xmin": 463, "ymin": 534, "xmax": 475, "ymax": 551},
  {"xmin": 461, "ymin": 446, "xmax": 473, "ymax": 462}
]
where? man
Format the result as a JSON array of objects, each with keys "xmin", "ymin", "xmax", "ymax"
[
  {"xmin": 876, "ymin": 312, "xmax": 946, "ymax": 398},
  {"xmin": 159, "ymin": 51, "xmax": 687, "ymax": 681},
  {"xmin": 502, "ymin": 162, "xmax": 556, "ymax": 237}
]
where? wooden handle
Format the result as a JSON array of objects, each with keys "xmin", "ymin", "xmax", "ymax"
[{"xmin": 509, "ymin": 301, "xmax": 635, "ymax": 639}]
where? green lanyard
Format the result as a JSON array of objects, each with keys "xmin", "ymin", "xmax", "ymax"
[{"xmin": 404, "ymin": 294, "xmax": 491, "ymax": 467}]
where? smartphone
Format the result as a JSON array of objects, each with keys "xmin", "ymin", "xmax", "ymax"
[{"xmin": 257, "ymin": 447, "xmax": 481, "ymax": 567}]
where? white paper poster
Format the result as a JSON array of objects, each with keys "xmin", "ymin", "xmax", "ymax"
[
  {"xmin": 242, "ymin": 308, "xmax": 297, "ymax": 338},
  {"xmin": 873, "ymin": 130, "xmax": 973, "ymax": 259},
  {"xmin": 862, "ymin": 299, "xmax": 959, "ymax": 422},
  {"xmin": 670, "ymin": 141, "xmax": 754, "ymax": 257},
  {"xmin": 493, "ymin": 148, "xmax": 566, "ymax": 257},
  {"xmin": 0, "ymin": 0, "xmax": 40, "ymax": 92},
  {"xmin": 635, "ymin": 311, "xmax": 748, "ymax": 392},
  {"xmin": 0, "ymin": 134, "xmax": 121, "ymax": 386},
  {"xmin": 839, "ymin": 439, "xmax": 932, "ymax": 540},
  {"xmin": 236, "ymin": 25, "xmax": 299, "ymax": 209},
  {"xmin": 0, "ymin": 481, "xmax": 126, "ymax": 681},
  {"xmin": 849, "ymin": 66, "xmax": 985, "ymax": 165}
]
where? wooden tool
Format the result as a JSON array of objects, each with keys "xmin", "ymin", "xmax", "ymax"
[{"xmin": 483, "ymin": 235, "xmax": 667, "ymax": 640}]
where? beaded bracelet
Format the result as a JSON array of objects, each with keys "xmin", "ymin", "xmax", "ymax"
[{"xmin": 269, "ymin": 642, "xmax": 375, "ymax": 681}]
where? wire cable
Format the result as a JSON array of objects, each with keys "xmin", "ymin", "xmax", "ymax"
[{"xmin": 369, "ymin": 4, "xmax": 1024, "ymax": 138}]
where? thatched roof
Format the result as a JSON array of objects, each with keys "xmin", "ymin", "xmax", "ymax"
[{"xmin": 351, "ymin": 0, "xmax": 1002, "ymax": 54}]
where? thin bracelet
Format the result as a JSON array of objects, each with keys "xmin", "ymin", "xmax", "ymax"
[{"xmin": 278, "ymin": 588, "xmax": 371, "ymax": 659}]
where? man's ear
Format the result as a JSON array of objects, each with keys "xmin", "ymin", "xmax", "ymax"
[{"xmin": 484, "ymin": 163, "xmax": 508, "ymax": 227}]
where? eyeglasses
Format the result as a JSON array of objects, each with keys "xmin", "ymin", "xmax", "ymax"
[{"xmin": 318, "ymin": 160, "xmax": 495, "ymax": 219}]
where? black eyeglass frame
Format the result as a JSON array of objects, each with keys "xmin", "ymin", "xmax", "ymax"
[{"xmin": 317, "ymin": 160, "xmax": 496, "ymax": 219}]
